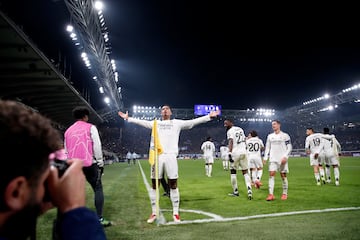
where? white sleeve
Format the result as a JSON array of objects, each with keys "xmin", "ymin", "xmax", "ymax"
[
  {"xmin": 305, "ymin": 137, "xmax": 310, "ymax": 150},
  {"xmin": 128, "ymin": 117, "xmax": 153, "ymax": 129},
  {"xmin": 263, "ymin": 135, "xmax": 270, "ymax": 161},
  {"xmin": 284, "ymin": 134, "xmax": 292, "ymax": 158},
  {"xmin": 180, "ymin": 115, "xmax": 211, "ymax": 130},
  {"xmin": 334, "ymin": 137, "xmax": 341, "ymax": 153},
  {"xmin": 91, "ymin": 125, "xmax": 103, "ymax": 167}
]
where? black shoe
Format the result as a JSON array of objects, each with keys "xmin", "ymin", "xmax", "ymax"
[{"xmin": 228, "ymin": 192, "xmax": 239, "ymax": 197}]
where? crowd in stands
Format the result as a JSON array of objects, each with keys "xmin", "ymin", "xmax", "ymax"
[{"xmin": 96, "ymin": 120, "xmax": 360, "ymax": 159}]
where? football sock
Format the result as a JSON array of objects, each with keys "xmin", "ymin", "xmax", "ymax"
[
  {"xmin": 334, "ymin": 167, "xmax": 340, "ymax": 182},
  {"xmin": 150, "ymin": 188, "xmax": 156, "ymax": 214},
  {"xmin": 326, "ymin": 166, "xmax": 331, "ymax": 181},
  {"xmin": 269, "ymin": 176, "xmax": 275, "ymax": 195},
  {"xmin": 244, "ymin": 173, "xmax": 252, "ymax": 190},
  {"xmin": 314, "ymin": 172, "xmax": 320, "ymax": 183},
  {"xmin": 257, "ymin": 169, "xmax": 263, "ymax": 182},
  {"xmin": 208, "ymin": 165, "xmax": 212, "ymax": 176},
  {"xmin": 231, "ymin": 174, "xmax": 238, "ymax": 193},
  {"xmin": 282, "ymin": 177, "xmax": 288, "ymax": 195},
  {"xmin": 170, "ymin": 188, "xmax": 180, "ymax": 215}
]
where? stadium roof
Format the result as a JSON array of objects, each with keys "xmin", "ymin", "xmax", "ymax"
[{"xmin": 0, "ymin": 10, "xmax": 103, "ymax": 127}]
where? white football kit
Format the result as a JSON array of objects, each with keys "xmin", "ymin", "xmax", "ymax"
[
  {"xmin": 220, "ymin": 146, "xmax": 229, "ymax": 160},
  {"xmin": 227, "ymin": 126, "xmax": 248, "ymax": 170},
  {"xmin": 305, "ymin": 133, "xmax": 325, "ymax": 166},
  {"xmin": 128, "ymin": 115, "xmax": 212, "ymax": 179},
  {"xmin": 264, "ymin": 131, "xmax": 292, "ymax": 173},
  {"xmin": 321, "ymin": 134, "xmax": 341, "ymax": 166},
  {"xmin": 247, "ymin": 136, "xmax": 264, "ymax": 169},
  {"xmin": 201, "ymin": 140, "xmax": 215, "ymax": 164}
]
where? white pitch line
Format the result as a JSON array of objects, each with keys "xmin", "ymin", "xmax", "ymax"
[{"xmin": 165, "ymin": 207, "xmax": 360, "ymax": 225}]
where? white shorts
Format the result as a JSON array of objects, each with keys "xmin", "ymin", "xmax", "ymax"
[
  {"xmin": 324, "ymin": 152, "xmax": 340, "ymax": 166},
  {"xmin": 309, "ymin": 153, "xmax": 322, "ymax": 166},
  {"xmin": 318, "ymin": 153, "xmax": 325, "ymax": 165},
  {"xmin": 248, "ymin": 156, "xmax": 263, "ymax": 169},
  {"xmin": 221, "ymin": 154, "xmax": 229, "ymax": 161},
  {"xmin": 204, "ymin": 155, "xmax": 214, "ymax": 164},
  {"xmin": 151, "ymin": 153, "xmax": 178, "ymax": 179},
  {"xmin": 269, "ymin": 161, "xmax": 289, "ymax": 173},
  {"xmin": 230, "ymin": 153, "xmax": 248, "ymax": 170}
]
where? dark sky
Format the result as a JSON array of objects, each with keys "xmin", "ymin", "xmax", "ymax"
[{"xmin": 2, "ymin": 0, "xmax": 360, "ymax": 110}]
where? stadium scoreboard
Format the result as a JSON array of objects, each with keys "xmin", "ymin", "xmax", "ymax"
[{"xmin": 194, "ymin": 104, "xmax": 222, "ymax": 116}]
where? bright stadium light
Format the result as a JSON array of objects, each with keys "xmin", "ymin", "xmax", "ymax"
[
  {"xmin": 66, "ymin": 25, "xmax": 74, "ymax": 32},
  {"xmin": 132, "ymin": 105, "xmax": 158, "ymax": 117},
  {"xmin": 99, "ymin": 87, "xmax": 104, "ymax": 93},
  {"xmin": 342, "ymin": 83, "xmax": 360, "ymax": 93},
  {"xmin": 104, "ymin": 96, "xmax": 110, "ymax": 104},
  {"xmin": 318, "ymin": 104, "xmax": 338, "ymax": 112},
  {"xmin": 94, "ymin": 1, "xmax": 104, "ymax": 11},
  {"xmin": 303, "ymin": 93, "xmax": 331, "ymax": 105}
]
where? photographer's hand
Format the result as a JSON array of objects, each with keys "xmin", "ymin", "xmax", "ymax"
[{"xmin": 46, "ymin": 158, "xmax": 86, "ymax": 213}]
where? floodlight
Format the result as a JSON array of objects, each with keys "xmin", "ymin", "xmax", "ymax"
[{"xmin": 94, "ymin": 1, "xmax": 104, "ymax": 11}]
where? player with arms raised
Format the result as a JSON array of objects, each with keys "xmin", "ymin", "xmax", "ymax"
[{"xmin": 118, "ymin": 105, "xmax": 220, "ymax": 223}]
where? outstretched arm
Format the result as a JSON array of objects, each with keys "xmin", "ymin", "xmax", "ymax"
[
  {"xmin": 181, "ymin": 110, "xmax": 221, "ymax": 130},
  {"xmin": 118, "ymin": 111, "xmax": 129, "ymax": 120},
  {"xmin": 209, "ymin": 110, "xmax": 221, "ymax": 118},
  {"xmin": 118, "ymin": 111, "xmax": 152, "ymax": 129}
]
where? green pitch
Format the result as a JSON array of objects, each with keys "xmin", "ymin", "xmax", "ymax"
[{"xmin": 37, "ymin": 157, "xmax": 360, "ymax": 239}]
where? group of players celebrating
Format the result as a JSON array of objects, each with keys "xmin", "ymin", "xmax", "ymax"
[{"xmin": 214, "ymin": 120, "xmax": 341, "ymax": 202}]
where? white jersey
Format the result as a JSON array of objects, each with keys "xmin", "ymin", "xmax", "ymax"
[
  {"xmin": 227, "ymin": 126, "xmax": 247, "ymax": 154},
  {"xmin": 247, "ymin": 136, "xmax": 264, "ymax": 159},
  {"xmin": 128, "ymin": 115, "xmax": 211, "ymax": 155},
  {"xmin": 220, "ymin": 146, "xmax": 229, "ymax": 159},
  {"xmin": 264, "ymin": 131, "xmax": 292, "ymax": 163},
  {"xmin": 126, "ymin": 151, "xmax": 132, "ymax": 159},
  {"xmin": 201, "ymin": 141, "xmax": 215, "ymax": 157},
  {"xmin": 322, "ymin": 134, "xmax": 341, "ymax": 156},
  {"xmin": 305, "ymin": 133, "xmax": 325, "ymax": 154}
]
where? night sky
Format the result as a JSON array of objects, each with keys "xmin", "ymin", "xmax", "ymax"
[{"xmin": 2, "ymin": 0, "xmax": 360, "ymax": 110}]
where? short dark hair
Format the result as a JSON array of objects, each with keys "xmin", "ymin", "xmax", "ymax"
[
  {"xmin": 224, "ymin": 118, "xmax": 234, "ymax": 123},
  {"xmin": 307, "ymin": 127, "xmax": 314, "ymax": 132},
  {"xmin": 206, "ymin": 136, "xmax": 212, "ymax": 141},
  {"xmin": 72, "ymin": 106, "xmax": 90, "ymax": 119},
  {"xmin": 161, "ymin": 104, "xmax": 172, "ymax": 110},
  {"xmin": 0, "ymin": 100, "xmax": 62, "ymax": 210},
  {"xmin": 249, "ymin": 130, "xmax": 258, "ymax": 137},
  {"xmin": 272, "ymin": 119, "xmax": 281, "ymax": 124},
  {"xmin": 323, "ymin": 127, "xmax": 330, "ymax": 134}
]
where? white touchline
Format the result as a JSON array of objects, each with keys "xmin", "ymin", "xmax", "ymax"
[
  {"xmin": 165, "ymin": 207, "xmax": 360, "ymax": 225},
  {"xmin": 139, "ymin": 162, "xmax": 360, "ymax": 226}
]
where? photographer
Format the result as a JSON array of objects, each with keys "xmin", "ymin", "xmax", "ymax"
[{"xmin": 0, "ymin": 100, "xmax": 106, "ymax": 240}]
